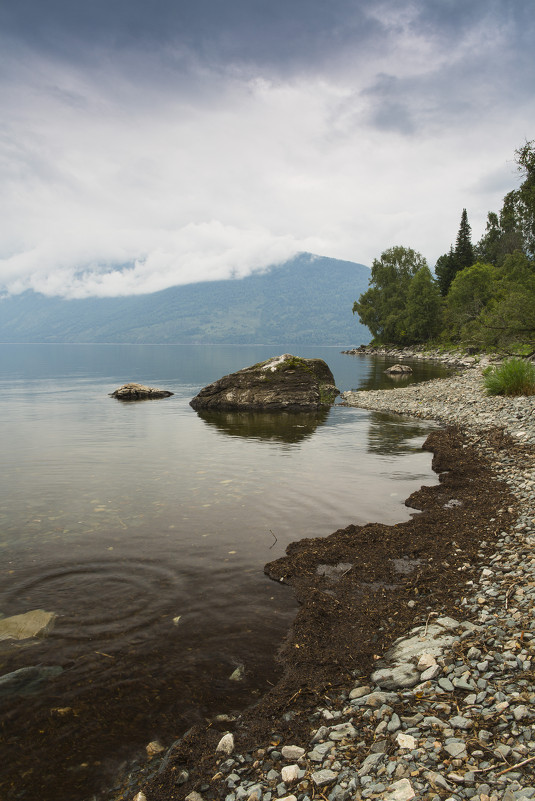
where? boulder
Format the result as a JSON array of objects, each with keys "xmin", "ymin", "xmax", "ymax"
[
  {"xmin": 384, "ymin": 364, "xmax": 413, "ymax": 374},
  {"xmin": 110, "ymin": 383, "xmax": 173, "ymax": 400},
  {"xmin": 189, "ymin": 354, "xmax": 339, "ymax": 412}
]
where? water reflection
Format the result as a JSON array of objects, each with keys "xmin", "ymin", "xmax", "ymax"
[
  {"xmin": 195, "ymin": 408, "xmax": 330, "ymax": 443},
  {"xmin": 0, "ymin": 344, "xmax": 446, "ymax": 801},
  {"xmin": 350, "ymin": 356, "xmax": 451, "ymax": 391},
  {"xmin": 367, "ymin": 411, "xmax": 438, "ymax": 455}
]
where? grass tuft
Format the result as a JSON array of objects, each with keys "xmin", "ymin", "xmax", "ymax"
[{"xmin": 482, "ymin": 358, "xmax": 535, "ymax": 396}]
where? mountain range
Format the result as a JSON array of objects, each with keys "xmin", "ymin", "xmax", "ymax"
[{"xmin": 0, "ymin": 253, "xmax": 371, "ymax": 345}]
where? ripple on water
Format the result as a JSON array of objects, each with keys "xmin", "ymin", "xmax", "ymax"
[{"xmin": 3, "ymin": 557, "xmax": 183, "ymax": 640}]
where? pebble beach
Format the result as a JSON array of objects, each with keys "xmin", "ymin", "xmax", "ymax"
[{"xmin": 132, "ymin": 356, "xmax": 535, "ymax": 801}]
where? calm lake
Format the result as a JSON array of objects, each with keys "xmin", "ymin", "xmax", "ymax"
[{"xmin": 0, "ymin": 344, "xmax": 449, "ymax": 801}]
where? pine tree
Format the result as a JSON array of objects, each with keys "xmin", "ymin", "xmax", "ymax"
[
  {"xmin": 435, "ymin": 209, "xmax": 474, "ymax": 296},
  {"xmin": 435, "ymin": 246, "xmax": 459, "ymax": 296},
  {"xmin": 455, "ymin": 208, "xmax": 474, "ymax": 270}
]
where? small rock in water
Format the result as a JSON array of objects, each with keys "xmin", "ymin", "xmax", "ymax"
[
  {"xmin": 385, "ymin": 364, "xmax": 413, "ymax": 374},
  {"xmin": 146, "ymin": 740, "xmax": 165, "ymax": 757},
  {"xmin": 0, "ymin": 609, "xmax": 56, "ymax": 641},
  {"xmin": 229, "ymin": 665, "xmax": 245, "ymax": 682},
  {"xmin": 0, "ymin": 665, "xmax": 63, "ymax": 695},
  {"xmin": 109, "ymin": 382, "xmax": 173, "ymax": 400}
]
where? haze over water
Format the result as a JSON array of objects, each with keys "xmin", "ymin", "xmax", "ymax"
[{"xmin": 0, "ymin": 344, "xmax": 448, "ymax": 800}]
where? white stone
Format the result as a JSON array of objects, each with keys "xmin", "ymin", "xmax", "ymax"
[
  {"xmin": 384, "ymin": 625, "xmax": 457, "ymax": 664},
  {"xmin": 417, "ymin": 653, "xmax": 437, "ymax": 671},
  {"xmin": 262, "ymin": 354, "xmax": 293, "ymax": 372},
  {"xmin": 349, "ymin": 685, "xmax": 371, "ymax": 699},
  {"xmin": 513, "ymin": 705, "xmax": 529, "ymax": 721},
  {"xmin": 281, "ymin": 764, "xmax": 299, "ymax": 784},
  {"xmin": 384, "ymin": 778, "xmax": 416, "ymax": 801},
  {"xmin": 420, "ymin": 664, "xmax": 441, "ymax": 681},
  {"xmin": 133, "ymin": 794, "xmax": 147, "ymax": 801},
  {"xmin": 396, "ymin": 732, "xmax": 417, "ymax": 750},
  {"xmin": 216, "ymin": 732, "xmax": 234, "ymax": 754},
  {"xmin": 185, "ymin": 794, "xmax": 204, "ymax": 801},
  {"xmin": 281, "ymin": 745, "xmax": 305, "ymax": 761},
  {"xmin": 371, "ymin": 663, "xmax": 420, "ymax": 690}
]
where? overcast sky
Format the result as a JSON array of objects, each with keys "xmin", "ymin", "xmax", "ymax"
[{"xmin": 1, "ymin": 0, "xmax": 533, "ymax": 298}]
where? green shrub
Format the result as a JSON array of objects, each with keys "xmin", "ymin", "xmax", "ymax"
[{"xmin": 483, "ymin": 358, "xmax": 535, "ymax": 396}]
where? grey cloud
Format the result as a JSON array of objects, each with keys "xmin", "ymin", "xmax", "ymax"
[
  {"xmin": 361, "ymin": 75, "xmax": 416, "ymax": 135},
  {"xmin": 0, "ymin": 0, "xmax": 378, "ymax": 73}
]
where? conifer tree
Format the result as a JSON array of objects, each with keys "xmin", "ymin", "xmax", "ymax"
[
  {"xmin": 435, "ymin": 209, "xmax": 474, "ymax": 295},
  {"xmin": 455, "ymin": 208, "xmax": 475, "ymax": 270},
  {"xmin": 435, "ymin": 246, "xmax": 458, "ymax": 296}
]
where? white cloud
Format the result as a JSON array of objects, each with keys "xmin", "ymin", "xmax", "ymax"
[{"xmin": 0, "ymin": 22, "xmax": 533, "ymax": 299}]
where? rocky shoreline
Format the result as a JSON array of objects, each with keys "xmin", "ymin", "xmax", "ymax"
[
  {"xmin": 122, "ymin": 362, "xmax": 534, "ymax": 801},
  {"xmin": 340, "ymin": 345, "xmax": 492, "ymax": 370}
]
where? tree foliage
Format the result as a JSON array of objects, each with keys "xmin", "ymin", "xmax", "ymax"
[
  {"xmin": 353, "ymin": 246, "xmax": 438, "ymax": 345},
  {"xmin": 475, "ymin": 140, "xmax": 535, "ymax": 264},
  {"xmin": 354, "ymin": 141, "xmax": 535, "ymax": 353},
  {"xmin": 405, "ymin": 266, "xmax": 443, "ymax": 342},
  {"xmin": 435, "ymin": 209, "xmax": 474, "ymax": 295}
]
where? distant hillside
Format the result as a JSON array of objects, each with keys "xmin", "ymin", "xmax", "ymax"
[{"xmin": 0, "ymin": 253, "xmax": 371, "ymax": 345}]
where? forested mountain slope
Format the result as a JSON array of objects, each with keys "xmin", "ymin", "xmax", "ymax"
[{"xmin": 0, "ymin": 253, "xmax": 371, "ymax": 345}]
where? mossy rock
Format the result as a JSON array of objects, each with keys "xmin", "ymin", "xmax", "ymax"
[{"xmin": 190, "ymin": 353, "xmax": 339, "ymax": 411}]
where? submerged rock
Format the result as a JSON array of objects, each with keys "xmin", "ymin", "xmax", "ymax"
[
  {"xmin": 190, "ymin": 354, "xmax": 339, "ymax": 412},
  {"xmin": 229, "ymin": 664, "xmax": 245, "ymax": 681},
  {"xmin": 0, "ymin": 665, "xmax": 63, "ymax": 696},
  {"xmin": 109, "ymin": 383, "xmax": 173, "ymax": 400},
  {"xmin": 0, "ymin": 609, "xmax": 56, "ymax": 642},
  {"xmin": 384, "ymin": 364, "xmax": 413, "ymax": 374}
]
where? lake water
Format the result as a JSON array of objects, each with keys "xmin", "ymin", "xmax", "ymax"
[{"xmin": 0, "ymin": 344, "xmax": 449, "ymax": 801}]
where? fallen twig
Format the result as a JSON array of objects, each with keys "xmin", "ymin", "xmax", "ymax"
[{"xmin": 496, "ymin": 755, "xmax": 535, "ymax": 776}]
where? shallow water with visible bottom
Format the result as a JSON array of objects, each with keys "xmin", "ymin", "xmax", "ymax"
[{"xmin": 0, "ymin": 344, "xmax": 449, "ymax": 800}]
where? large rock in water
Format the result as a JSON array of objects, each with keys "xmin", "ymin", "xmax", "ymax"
[
  {"xmin": 190, "ymin": 354, "xmax": 339, "ymax": 411},
  {"xmin": 109, "ymin": 383, "xmax": 173, "ymax": 400}
]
